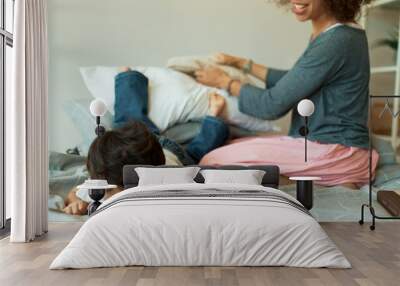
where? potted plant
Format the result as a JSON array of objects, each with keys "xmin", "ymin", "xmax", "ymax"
[{"xmin": 372, "ymin": 28, "xmax": 398, "ymax": 54}]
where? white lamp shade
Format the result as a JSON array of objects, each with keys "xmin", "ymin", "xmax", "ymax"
[
  {"xmin": 90, "ymin": 99, "xmax": 107, "ymax": 117},
  {"xmin": 297, "ymin": 99, "xmax": 315, "ymax": 117}
]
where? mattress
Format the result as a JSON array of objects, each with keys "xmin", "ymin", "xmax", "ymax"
[{"xmin": 50, "ymin": 183, "xmax": 351, "ymax": 269}]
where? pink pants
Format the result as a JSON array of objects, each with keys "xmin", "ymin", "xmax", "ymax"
[{"xmin": 200, "ymin": 136, "xmax": 379, "ymax": 187}]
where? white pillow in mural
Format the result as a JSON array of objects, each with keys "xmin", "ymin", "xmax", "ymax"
[
  {"xmin": 80, "ymin": 66, "xmax": 278, "ymax": 132},
  {"xmin": 167, "ymin": 55, "xmax": 254, "ymax": 84}
]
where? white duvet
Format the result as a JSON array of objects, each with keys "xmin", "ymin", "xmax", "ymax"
[{"xmin": 50, "ymin": 183, "xmax": 351, "ymax": 269}]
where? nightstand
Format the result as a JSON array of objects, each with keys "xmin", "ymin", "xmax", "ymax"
[{"xmin": 289, "ymin": 177, "xmax": 321, "ymax": 210}]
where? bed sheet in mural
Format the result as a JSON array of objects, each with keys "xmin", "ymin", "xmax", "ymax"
[
  {"xmin": 48, "ymin": 151, "xmax": 400, "ymax": 222},
  {"xmin": 48, "ymin": 152, "xmax": 88, "ymax": 222}
]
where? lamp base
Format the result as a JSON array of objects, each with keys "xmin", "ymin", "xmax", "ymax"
[
  {"xmin": 88, "ymin": 201, "xmax": 102, "ymax": 216},
  {"xmin": 88, "ymin": 189, "xmax": 106, "ymax": 215},
  {"xmin": 290, "ymin": 177, "xmax": 321, "ymax": 210},
  {"xmin": 296, "ymin": 180, "xmax": 313, "ymax": 210}
]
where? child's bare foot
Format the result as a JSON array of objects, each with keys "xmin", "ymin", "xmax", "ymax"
[
  {"xmin": 119, "ymin": 66, "xmax": 132, "ymax": 73},
  {"xmin": 208, "ymin": 92, "xmax": 226, "ymax": 117}
]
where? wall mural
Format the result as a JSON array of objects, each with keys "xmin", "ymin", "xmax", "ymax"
[{"xmin": 47, "ymin": 0, "xmax": 400, "ymax": 226}]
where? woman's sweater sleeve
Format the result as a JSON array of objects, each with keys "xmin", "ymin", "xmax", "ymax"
[
  {"xmin": 266, "ymin": 68, "xmax": 288, "ymax": 88},
  {"xmin": 239, "ymin": 34, "xmax": 343, "ymax": 120}
]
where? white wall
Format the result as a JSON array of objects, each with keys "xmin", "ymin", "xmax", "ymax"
[{"xmin": 48, "ymin": 0, "xmax": 310, "ymax": 153}]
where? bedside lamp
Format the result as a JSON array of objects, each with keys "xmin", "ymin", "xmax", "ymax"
[
  {"xmin": 77, "ymin": 180, "xmax": 117, "ymax": 216},
  {"xmin": 90, "ymin": 99, "xmax": 107, "ymax": 137},
  {"xmin": 290, "ymin": 99, "xmax": 319, "ymax": 211},
  {"xmin": 86, "ymin": 99, "xmax": 110, "ymax": 215},
  {"xmin": 297, "ymin": 99, "xmax": 315, "ymax": 163}
]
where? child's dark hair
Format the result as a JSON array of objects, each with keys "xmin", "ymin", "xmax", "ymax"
[{"xmin": 87, "ymin": 121, "xmax": 165, "ymax": 187}]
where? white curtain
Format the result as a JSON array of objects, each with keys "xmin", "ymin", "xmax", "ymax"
[{"xmin": 7, "ymin": 0, "xmax": 49, "ymax": 242}]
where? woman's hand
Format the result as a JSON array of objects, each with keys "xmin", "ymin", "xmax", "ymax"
[
  {"xmin": 213, "ymin": 53, "xmax": 246, "ymax": 69},
  {"xmin": 195, "ymin": 67, "xmax": 231, "ymax": 89},
  {"xmin": 214, "ymin": 53, "xmax": 268, "ymax": 83}
]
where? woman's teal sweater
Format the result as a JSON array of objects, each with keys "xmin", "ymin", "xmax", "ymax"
[{"xmin": 239, "ymin": 25, "xmax": 370, "ymax": 149}]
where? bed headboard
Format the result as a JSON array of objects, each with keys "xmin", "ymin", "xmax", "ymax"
[{"xmin": 123, "ymin": 165, "xmax": 280, "ymax": 189}]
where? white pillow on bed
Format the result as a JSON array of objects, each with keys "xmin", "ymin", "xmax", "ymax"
[
  {"xmin": 135, "ymin": 167, "xmax": 201, "ymax": 186},
  {"xmin": 200, "ymin": 169, "xmax": 266, "ymax": 185},
  {"xmin": 80, "ymin": 66, "xmax": 278, "ymax": 133}
]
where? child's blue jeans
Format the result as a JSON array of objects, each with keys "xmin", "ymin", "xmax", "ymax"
[{"xmin": 113, "ymin": 70, "xmax": 229, "ymax": 164}]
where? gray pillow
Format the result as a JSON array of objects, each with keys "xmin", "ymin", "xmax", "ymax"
[
  {"xmin": 162, "ymin": 121, "xmax": 202, "ymax": 144},
  {"xmin": 163, "ymin": 121, "xmax": 258, "ymax": 147}
]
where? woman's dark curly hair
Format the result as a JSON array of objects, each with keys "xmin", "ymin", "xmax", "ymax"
[{"xmin": 276, "ymin": 0, "xmax": 373, "ymax": 22}]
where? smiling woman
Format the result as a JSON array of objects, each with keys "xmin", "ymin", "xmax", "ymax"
[
  {"xmin": 275, "ymin": 0, "xmax": 373, "ymax": 22},
  {"xmin": 196, "ymin": 0, "xmax": 378, "ymax": 186}
]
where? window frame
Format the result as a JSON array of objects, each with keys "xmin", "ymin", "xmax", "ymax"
[{"xmin": 0, "ymin": 0, "xmax": 14, "ymax": 234}]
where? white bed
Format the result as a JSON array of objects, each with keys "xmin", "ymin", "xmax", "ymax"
[{"xmin": 50, "ymin": 182, "xmax": 350, "ymax": 269}]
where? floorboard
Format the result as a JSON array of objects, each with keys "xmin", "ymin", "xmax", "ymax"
[{"xmin": 0, "ymin": 222, "xmax": 399, "ymax": 286}]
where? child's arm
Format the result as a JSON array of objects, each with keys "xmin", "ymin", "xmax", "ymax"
[{"xmin": 63, "ymin": 188, "xmax": 89, "ymax": 215}]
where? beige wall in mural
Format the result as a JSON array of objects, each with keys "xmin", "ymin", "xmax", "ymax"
[{"xmin": 48, "ymin": 0, "xmax": 311, "ymax": 153}]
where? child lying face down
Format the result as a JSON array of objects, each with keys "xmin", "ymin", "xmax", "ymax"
[{"xmin": 63, "ymin": 68, "xmax": 229, "ymax": 215}]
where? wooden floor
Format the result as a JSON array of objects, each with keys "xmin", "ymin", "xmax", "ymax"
[{"xmin": 0, "ymin": 223, "xmax": 399, "ymax": 286}]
